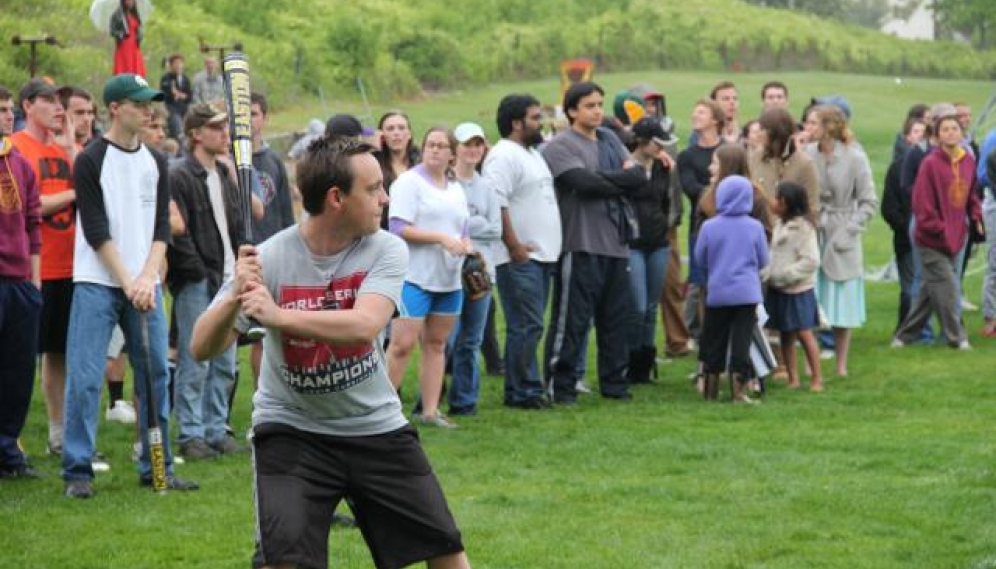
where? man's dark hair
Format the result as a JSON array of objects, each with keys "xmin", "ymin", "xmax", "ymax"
[
  {"xmin": 761, "ymin": 81, "xmax": 788, "ymax": 101},
  {"xmin": 60, "ymin": 86, "xmax": 92, "ymax": 110},
  {"xmin": 758, "ymin": 107, "xmax": 797, "ymax": 160},
  {"xmin": 710, "ymin": 81, "xmax": 737, "ymax": 100},
  {"xmin": 251, "ymin": 92, "xmax": 268, "ymax": 116},
  {"xmin": 0, "ymin": 86, "xmax": 11, "ymax": 102},
  {"xmin": 297, "ymin": 134, "xmax": 374, "ymax": 215},
  {"xmin": 562, "ymin": 82, "xmax": 604, "ymax": 125},
  {"xmin": 496, "ymin": 94, "xmax": 541, "ymax": 138},
  {"xmin": 906, "ymin": 103, "xmax": 929, "ymax": 121}
]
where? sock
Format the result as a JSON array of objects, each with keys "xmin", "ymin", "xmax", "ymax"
[
  {"xmin": 108, "ymin": 381, "xmax": 124, "ymax": 406},
  {"xmin": 49, "ymin": 422, "xmax": 63, "ymax": 447}
]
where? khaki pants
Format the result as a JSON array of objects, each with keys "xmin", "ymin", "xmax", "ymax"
[{"xmin": 660, "ymin": 226, "xmax": 691, "ymax": 354}]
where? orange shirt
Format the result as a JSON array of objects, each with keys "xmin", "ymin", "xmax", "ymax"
[{"xmin": 10, "ymin": 131, "xmax": 75, "ymax": 280}]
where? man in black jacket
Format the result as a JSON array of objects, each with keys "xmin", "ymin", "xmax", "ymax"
[
  {"xmin": 168, "ymin": 103, "xmax": 245, "ymax": 460},
  {"xmin": 541, "ymin": 82, "xmax": 644, "ymax": 404},
  {"xmin": 159, "ymin": 54, "xmax": 191, "ymax": 141}
]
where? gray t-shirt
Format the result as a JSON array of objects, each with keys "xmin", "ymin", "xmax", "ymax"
[
  {"xmin": 219, "ymin": 225, "xmax": 409, "ymax": 436},
  {"xmin": 541, "ymin": 129, "xmax": 630, "ymax": 258}
]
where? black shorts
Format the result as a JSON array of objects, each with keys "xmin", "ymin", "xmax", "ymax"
[
  {"xmin": 38, "ymin": 278, "xmax": 74, "ymax": 354},
  {"xmin": 250, "ymin": 423, "xmax": 464, "ymax": 569}
]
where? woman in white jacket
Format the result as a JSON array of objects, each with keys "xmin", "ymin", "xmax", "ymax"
[{"xmin": 805, "ymin": 105, "xmax": 878, "ymax": 377}]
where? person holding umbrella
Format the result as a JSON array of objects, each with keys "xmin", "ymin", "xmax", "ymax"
[{"xmin": 91, "ymin": 0, "xmax": 152, "ymax": 77}]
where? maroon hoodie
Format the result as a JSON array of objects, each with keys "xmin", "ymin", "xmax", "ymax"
[
  {"xmin": 0, "ymin": 138, "xmax": 41, "ymax": 280},
  {"xmin": 912, "ymin": 145, "xmax": 980, "ymax": 256}
]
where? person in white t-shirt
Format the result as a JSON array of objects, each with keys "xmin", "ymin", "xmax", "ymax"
[
  {"xmin": 482, "ymin": 94, "xmax": 562, "ymax": 409},
  {"xmin": 386, "ymin": 127, "xmax": 471, "ymax": 428}
]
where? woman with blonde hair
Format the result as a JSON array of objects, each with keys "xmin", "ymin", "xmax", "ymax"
[{"xmin": 805, "ymin": 104, "xmax": 878, "ymax": 376}]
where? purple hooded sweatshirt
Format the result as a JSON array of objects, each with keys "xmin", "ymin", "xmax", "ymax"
[{"xmin": 694, "ymin": 175, "xmax": 768, "ymax": 307}]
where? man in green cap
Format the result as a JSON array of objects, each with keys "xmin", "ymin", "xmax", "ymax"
[{"xmin": 62, "ymin": 74, "xmax": 198, "ymax": 498}]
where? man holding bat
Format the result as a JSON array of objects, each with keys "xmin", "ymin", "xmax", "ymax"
[
  {"xmin": 62, "ymin": 74, "xmax": 198, "ymax": 498},
  {"xmin": 192, "ymin": 135, "xmax": 471, "ymax": 569}
]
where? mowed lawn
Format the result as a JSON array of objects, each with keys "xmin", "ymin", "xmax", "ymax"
[{"xmin": 3, "ymin": 71, "xmax": 995, "ymax": 568}]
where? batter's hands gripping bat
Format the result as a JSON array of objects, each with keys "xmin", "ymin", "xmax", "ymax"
[
  {"xmin": 222, "ymin": 51, "xmax": 266, "ymax": 340},
  {"xmin": 140, "ymin": 312, "xmax": 168, "ymax": 494}
]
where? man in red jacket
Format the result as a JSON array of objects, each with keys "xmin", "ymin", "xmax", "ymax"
[
  {"xmin": 893, "ymin": 113, "xmax": 983, "ymax": 349},
  {"xmin": 0, "ymin": 84, "xmax": 43, "ymax": 478}
]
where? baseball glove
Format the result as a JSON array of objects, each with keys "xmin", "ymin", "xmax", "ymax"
[{"xmin": 461, "ymin": 251, "xmax": 492, "ymax": 301}]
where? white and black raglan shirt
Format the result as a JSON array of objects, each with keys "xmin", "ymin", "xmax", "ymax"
[{"xmin": 72, "ymin": 138, "xmax": 171, "ymax": 287}]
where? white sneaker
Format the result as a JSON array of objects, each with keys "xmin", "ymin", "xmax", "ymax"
[
  {"xmin": 890, "ymin": 338, "xmax": 905, "ymax": 349},
  {"xmin": 819, "ymin": 349, "xmax": 835, "ymax": 360},
  {"xmin": 106, "ymin": 400, "xmax": 136, "ymax": 424},
  {"xmin": 91, "ymin": 452, "xmax": 110, "ymax": 472},
  {"xmin": 961, "ymin": 298, "xmax": 979, "ymax": 312},
  {"xmin": 958, "ymin": 340, "xmax": 972, "ymax": 351},
  {"xmin": 575, "ymin": 379, "xmax": 592, "ymax": 394}
]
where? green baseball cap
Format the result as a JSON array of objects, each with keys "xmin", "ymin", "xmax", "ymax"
[{"xmin": 102, "ymin": 74, "xmax": 164, "ymax": 106}]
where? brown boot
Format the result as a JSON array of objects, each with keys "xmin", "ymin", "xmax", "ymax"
[{"xmin": 730, "ymin": 373, "xmax": 756, "ymax": 404}]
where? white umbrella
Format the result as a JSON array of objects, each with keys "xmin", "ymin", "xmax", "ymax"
[{"xmin": 89, "ymin": 0, "xmax": 154, "ymax": 34}]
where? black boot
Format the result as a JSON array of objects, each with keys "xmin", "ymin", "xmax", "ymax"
[
  {"xmin": 627, "ymin": 350, "xmax": 650, "ymax": 384},
  {"xmin": 644, "ymin": 346, "xmax": 659, "ymax": 382}
]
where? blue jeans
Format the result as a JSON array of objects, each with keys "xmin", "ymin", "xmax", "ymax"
[
  {"xmin": 628, "ymin": 246, "xmax": 669, "ymax": 349},
  {"xmin": 0, "ymin": 280, "xmax": 41, "ymax": 469},
  {"xmin": 983, "ymin": 192, "xmax": 996, "ymax": 320},
  {"xmin": 174, "ymin": 279, "xmax": 236, "ymax": 445},
  {"xmin": 63, "ymin": 283, "xmax": 175, "ymax": 482},
  {"xmin": 495, "ymin": 260, "xmax": 554, "ymax": 404},
  {"xmin": 447, "ymin": 292, "xmax": 492, "ymax": 412}
]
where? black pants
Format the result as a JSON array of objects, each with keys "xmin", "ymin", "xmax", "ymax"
[
  {"xmin": 545, "ymin": 252, "xmax": 631, "ymax": 399},
  {"xmin": 0, "ymin": 280, "xmax": 41, "ymax": 469},
  {"xmin": 699, "ymin": 304, "xmax": 756, "ymax": 376}
]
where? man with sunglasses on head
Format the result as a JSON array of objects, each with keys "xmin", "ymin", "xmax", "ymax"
[
  {"xmin": 62, "ymin": 74, "xmax": 197, "ymax": 498},
  {"xmin": 166, "ymin": 103, "xmax": 245, "ymax": 460}
]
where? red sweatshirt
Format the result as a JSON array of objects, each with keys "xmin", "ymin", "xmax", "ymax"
[
  {"xmin": 912, "ymin": 145, "xmax": 980, "ymax": 256},
  {"xmin": 0, "ymin": 138, "xmax": 41, "ymax": 280}
]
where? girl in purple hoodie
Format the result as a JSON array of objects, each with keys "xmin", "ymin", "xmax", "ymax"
[{"xmin": 694, "ymin": 175, "xmax": 769, "ymax": 401}]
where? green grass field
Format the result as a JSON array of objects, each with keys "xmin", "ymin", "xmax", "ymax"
[{"xmin": 3, "ymin": 71, "xmax": 995, "ymax": 568}]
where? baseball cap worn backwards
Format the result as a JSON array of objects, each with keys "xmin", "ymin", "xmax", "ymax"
[
  {"xmin": 184, "ymin": 103, "xmax": 228, "ymax": 132},
  {"xmin": 103, "ymin": 74, "xmax": 164, "ymax": 106}
]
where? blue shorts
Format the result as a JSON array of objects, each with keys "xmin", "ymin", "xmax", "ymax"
[{"xmin": 399, "ymin": 282, "xmax": 463, "ymax": 318}]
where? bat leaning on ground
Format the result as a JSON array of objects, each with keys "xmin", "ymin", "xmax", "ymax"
[
  {"xmin": 222, "ymin": 51, "xmax": 266, "ymax": 340},
  {"xmin": 139, "ymin": 311, "xmax": 168, "ymax": 493}
]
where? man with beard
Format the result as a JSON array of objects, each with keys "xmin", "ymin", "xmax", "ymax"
[{"xmin": 482, "ymin": 94, "xmax": 562, "ymax": 409}]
